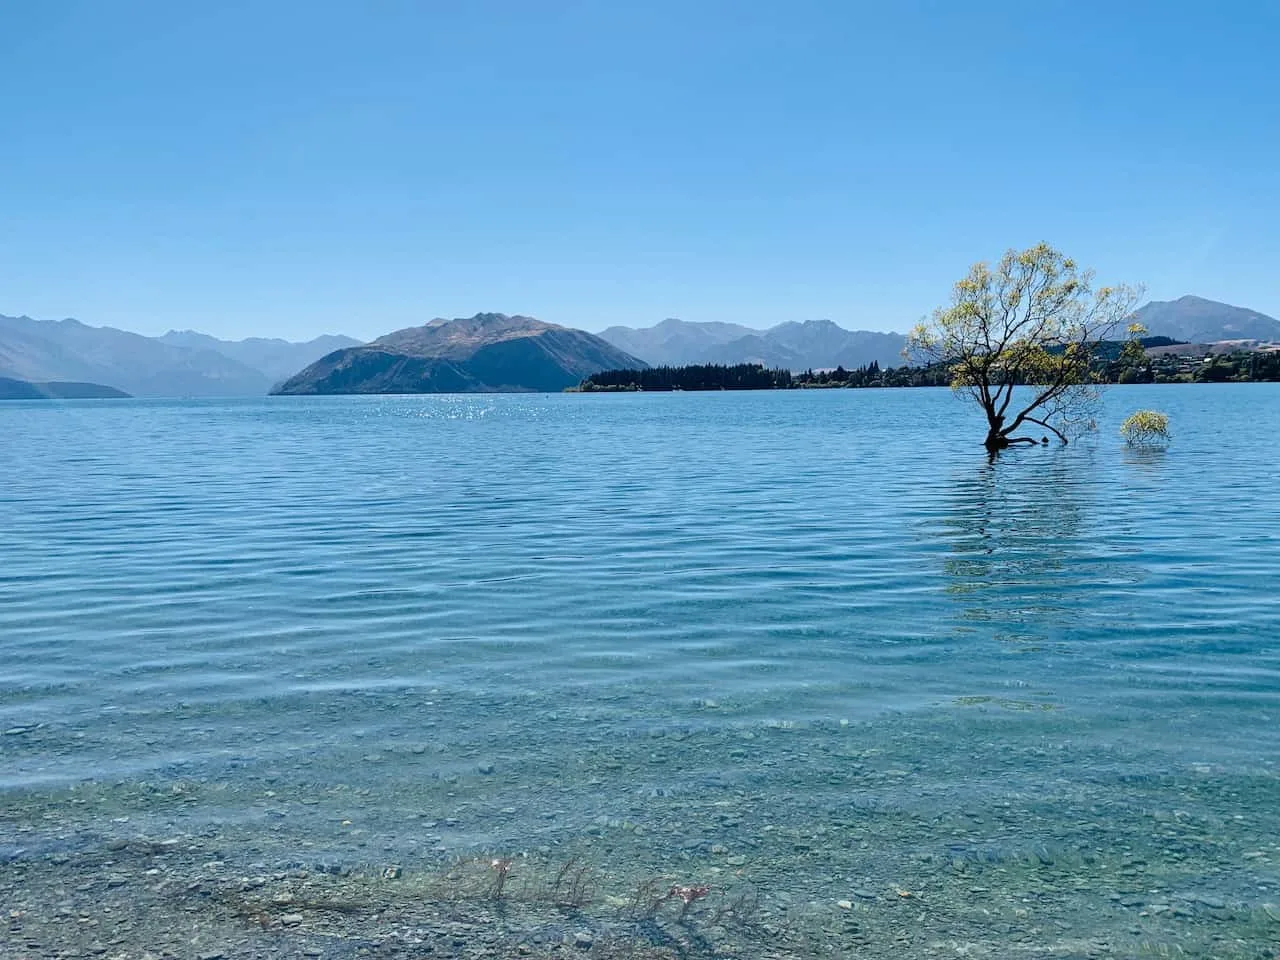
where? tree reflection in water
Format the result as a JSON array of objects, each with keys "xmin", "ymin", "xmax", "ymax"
[
  {"xmin": 1121, "ymin": 441, "xmax": 1169, "ymax": 474},
  {"xmin": 938, "ymin": 452, "xmax": 1091, "ymax": 647}
]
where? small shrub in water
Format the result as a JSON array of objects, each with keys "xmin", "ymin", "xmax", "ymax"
[{"xmin": 1120, "ymin": 410, "xmax": 1170, "ymax": 445}]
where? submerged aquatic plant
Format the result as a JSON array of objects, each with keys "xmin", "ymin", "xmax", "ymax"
[
  {"xmin": 489, "ymin": 857, "xmax": 514, "ymax": 899},
  {"xmin": 548, "ymin": 856, "xmax": 596, "ymax": 908},
  {"xmin": 668, "ymin": 883, "xmax": 711, "ymax": 919},
  {"xmin": 630, "ymin": 879, "xmax": 713, "ymax": 920},
  {"xmin": 1120, "ymin": 410, "xmax": 1170, "ymax": 445}
]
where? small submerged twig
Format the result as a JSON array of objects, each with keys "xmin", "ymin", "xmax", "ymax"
[
  {"xmin": 626, "ymin": 878, "xmax": 713, "ymax": 920},
  {"xmin": 668, "ymin": 883, "xmax": 711, "ymax": 920},
  {"xmin": 629, "ymin": 877, "xmax": 671, "ymax": 920},
  {"xmin": 711, "ymin": 886, "xmax": 760, "ymax": 926},
  {"xmin": 489, "ymin": 857, "xmax": 514, "ymax": 900},
  {"xmin": 549, "ymin": 856, "xmax": 596, "ymax": 908}
]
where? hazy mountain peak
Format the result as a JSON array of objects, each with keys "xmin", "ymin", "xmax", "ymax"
[{"xmin": 1133, "ymin": 295, "xmax": 1280, "ymax": 343}]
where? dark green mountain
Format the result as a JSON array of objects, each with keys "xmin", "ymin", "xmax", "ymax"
[{"xmin": 273, "ymin": 313, "xmax": 646, "ymax": 394}]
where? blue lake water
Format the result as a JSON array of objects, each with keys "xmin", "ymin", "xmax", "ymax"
[{"xmin": 2, "ymin": 385, "xmax": 1279, "ymax": 956}]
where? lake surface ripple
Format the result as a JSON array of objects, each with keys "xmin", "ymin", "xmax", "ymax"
[{"xmin": 3, "ymin": 386, "xmax": 1279, "ymax": 956}]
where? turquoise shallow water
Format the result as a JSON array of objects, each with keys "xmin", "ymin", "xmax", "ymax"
[{"xmin": 2, "ymin": 385, "xmax": 1279, "ymax": 954}]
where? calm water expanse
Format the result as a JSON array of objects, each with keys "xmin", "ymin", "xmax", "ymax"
[{"xmin": 3, "ymin": 385, "xmax": 1279, "ymax": 956}]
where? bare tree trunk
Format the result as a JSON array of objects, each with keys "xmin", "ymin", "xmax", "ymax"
[
  {"xmin": 984, "ymin": 428, "xmax": 1009, "ymax": 452},
  {"xmin": 984, "ymin": 409, "xmax": 1009, "ymax": 452}
]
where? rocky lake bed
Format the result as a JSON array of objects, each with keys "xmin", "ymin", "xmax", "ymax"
[{"xmin": 5, "ymin": 712, "xmax": 1279, "ymax": 959}]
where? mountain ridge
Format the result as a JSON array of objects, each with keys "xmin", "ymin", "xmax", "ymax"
[
  {"xmin": 274, "ymin": 313, "xmax": 645, "ymax": 394},
  {"xmin": 0, "ymin": 314, "xmax": 362, "ymax": 397},
  {"xmin": 158, "ymin": 330, "xmax": 361, "ymax": 383},
  {"xmin": 597, "ymin": 297, "xmax": 1280, "ymax": 370},
  {"xmin": 596, "ymin": 318, "xmax": 909, "ymax": 370},
  {"xmin": 1132, "ymin": 295, "xmax": 1280, "ymax": 343}
]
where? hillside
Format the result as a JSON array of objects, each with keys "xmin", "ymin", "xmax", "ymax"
[
  {"xmin": 0, "ymin": 377, "xmax": 130, "ymax": 400},
  {"xmin": 1133, "ymin": 295, "xmax": 1280, "ymax": 343},
  {"xmin": 273, "ymin": 313, "xmax": 645, "ymax": 395},
  {"xmin": 597, "ymin": 318, "xmax": 907, "ymax": 370}
]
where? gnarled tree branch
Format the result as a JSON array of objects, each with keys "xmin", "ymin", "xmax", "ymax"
[{"xmin": 906, "ymin": 243, "xmax": 1141, "ymax": 453}]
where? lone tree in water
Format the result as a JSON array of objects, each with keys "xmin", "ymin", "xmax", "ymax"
[{"xmin": 907, "ymin": 243, "xmax": 1140, "ymax": 452}]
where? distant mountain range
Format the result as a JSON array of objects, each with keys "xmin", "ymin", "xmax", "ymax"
[
  {"xmin": 273, "ymin": 313, "xmax": 644, "ymax": 395},
  {"xmin": 3, "ymin": 295, "xmax": 1276, "ymax": 397},
  {"xmin": 599, "ymin": 297, "xmax": 1280, "ymax": 371},
  {"xmin": 1132, "ymin": 295, "xmax": 1280, "ymax": 344},
  {"xmin": 597, "ymin": 318, "xmax": 909, "ymax": 370},
  {"xmin": 158, "ymin": 330, "xmax": 361, "ymax": 384},
  {"xmin": 0, "ymin": 314, "xmax": 359, "ymax": 397}
]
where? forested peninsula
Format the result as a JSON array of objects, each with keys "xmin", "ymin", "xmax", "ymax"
[{"xmin": 576, "ymin": 339, "xmax": 1280, "ymax": 392}]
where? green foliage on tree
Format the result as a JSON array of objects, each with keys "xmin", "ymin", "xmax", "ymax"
[
  {"xmin": 1120, "ymin": 410, "xmax": 1170, "ymax": 445},
  {"xmin": 907, "ymin": 243, "xmax": 1141, "ymax": 451}
]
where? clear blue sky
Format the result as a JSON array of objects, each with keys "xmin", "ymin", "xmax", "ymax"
[{"xmin": 3, "ymin": 1, "xmax": 1278, "ymax": 342}]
